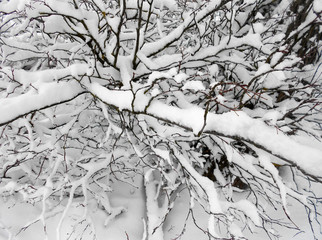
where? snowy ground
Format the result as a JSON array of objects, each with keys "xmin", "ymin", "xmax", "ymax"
[{"xmin": 1, "ymin": 175, "xmax": 321, "ymax": 240}]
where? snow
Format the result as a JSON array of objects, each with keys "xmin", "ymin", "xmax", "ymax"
[
  {"xmin": 232, "ymin": 200, "xmax": 260, "ymax": 225},
  {"xmin": 117, "ymin": 56, "xmax": 134, "ymax": 88},
  {"xmin": 89, "ymin": 82, "xmax": 322, "ymax": 177},
  {"xmin": 1, "ymin": 176, "xmax": 320, "ymax": 240},
  {"xmin": 270, "ymin": 52, "xmax": 284, "ymax": 66},
  {"xmin": 144, "ymin": 170, "xmax": 167, "ymax": 240},
  {"xmin": 2, "ymin": 64, "xmax": 90, "ymax": 88},
  {"xmin": 254, "ymin": 12, "xmax": 265, "ymax": 20},
  {"xmin": 44, "ymin": 15, "xmax": 70, "ymax": 33},
  {"xmin": 174, "ymin": 72, "xmax": 189, "ymax": 83},
  {"xmin": 206, "ymin": 111, "xmax": 322, "ymax": 177},
  {"xmin": 0, "ymin": 81, "xmax": 84, "ymax": 127},
  {"xmin": 136, "ymin": 51, "xmax": 160, "ymax": 70},
  {"xmin": 255, "ymin": 63, "xmax": 271, "ymax": 77},
  {"xmin": 148, "ymin": 103, "xmax": 205, "ymax": 135},
  {"xmin": 152, "ymin": 147, "xmax": 172, "ymax": 165},
  {"xmin": 150, "ymin": 88, "xmax": 160, "ymax": 97},
  {"xmin": 259, "ymin": 154, "xmax": 287, "ymax": 209},
  {"xmin": 89, "ymin": 82, "xmax": 132, "ymax": 111},
  {"xmin": 263, "ymin": 71, "xmax": 286, "ymax": 88},
  {"xmin": 173, "ymin": 150, "xmax": 222, "ymax": 238},
  {"xmin": 313, "ymin": 0, "xmax": 322, "ymax": 13},
  {"xmin": 208, "ymin": 64, "xmax": 219, "ymax": 77},
  {"xmin": 154, "ymin": 0, "xmax": 177, "ymax": 11},
  {"xmin": 262, "ymin": 110, "xmax": 282, "ymax": 125},
  {"xmin": 1, "ymin": 0, "xmax": 322, "ymax": 239},
  {"xmin": 0, "ymin": 0, "xmax": 27, "ymax": 12},
  {"xmin": 182, "ymin": 80, "xmax": 205, "ymax": 91},
  {"xmin": 147, "ymin": 68, "xmax": 177, "ymax": 84},
  {"xmin": 216, "ymin": 95, "xmax": 226, "ymax": 104},
  {"xmin": 141, "ymin": 0, "xmax": 223, "ymax": 57},
  {"xmin": 192, "ymin": 33, "xmax": 270, "ymax": 62},
  {"xmin": 259, "ymin": 93, "xmax": 273, "ymax": 107},
  {"xmin": 252, "ymin": 22, "xmax": 265, "ymax": 34}
]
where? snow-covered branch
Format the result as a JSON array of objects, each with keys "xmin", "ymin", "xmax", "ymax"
[{"xmin": 0, "ymin": 0, "xmax": 321, "ymax": 239}]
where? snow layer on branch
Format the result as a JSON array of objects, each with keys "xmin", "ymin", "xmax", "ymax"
[
  {"xmin": 175, "ymin": 151, "xmax": 222, "ymax": 214},
  {"xmin": 4, "ymin": 64, "xmax": 90, "ymax": 88},
  {"xmin": 89, "ymin": 83, "xmax": 322, "ymax": 178},
  {"xmin": 259, "ymin": 154, "xmax": 287, "ymax": 209},
  {"xmin": 174, "ymin": 150, "xmax": 222, "ymax": 238},
  {"xmin": 1, "ymin": 40, "xmax": 42, "ymax": 62},
  {"xmin": 89, "ymin": 82, "xmax": 133, "ymax": 111},
  {"xmin": 154, "ymin": 0, "xmax": 177, "ymax": 10},
  {"xmin": 192, "ymin": 33, "xmax": 269, "ymax": 61},
  {"xmin": 182, "ymin": 81, "xmax": 205, "ymax": 91},
  {"xmin": 232, "ymin": 200, "xmax": 260, "ymax": 225},
  {"xmin": 44, "ymin": 15, "xmax": 73, "ymax": 33},
  {"xmin": 0, "ymin": 0, "xmax": 28, "ymax": 11},
  {"xmin": 43, "ymin": 0, "xmax": 83, "ymax": 20},
  {"xmin": 314, "ymin": 0, "xmax": 322, "ymax": 12},
  {"xmin": 0, "ymin": 82, "xmax": 84, "ymax": 126},
  {"xmin": 206, "ymin": 112, "xmax": 322, "ymax": 177},
  {"xmin": 141, "ymin": 0, "xmax": 223, "ymax": 57},
  {"xmin": 148, "ymin": 102, "xmax": 205, "ymax": 134}
]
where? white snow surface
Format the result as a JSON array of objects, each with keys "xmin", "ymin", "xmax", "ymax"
[
  {"xmin": 0, "ymin": 0, "xmax": 321, "ymax": 239},
  {"xmin": 89, "ymin": 83, "xmax": 322, "ymax": 177},
  {"xmin": 1, "ymin": 176, "xmax": 321, "ymax": 240},
  {"xmin": 0, "ymin": 82, "xmax": 84, "ymax": 126},
  {"xmin": 1, "ymin": 77, "xmax": 321, "ymax": 178},
  {"xmin": 313, "ymin": 0, "xmax": 322, "ymax": 12},
  {"xmin": 182, "ymin": 80, "xmax": 205, "ymax": 91}
]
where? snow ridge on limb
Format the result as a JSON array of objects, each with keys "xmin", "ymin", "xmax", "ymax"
[
  {"xmin": 0, "ymin": 64, "xmax": 92, "ymax": 126},
  {"xmin": 140, "ymin": 0, "xmax": 228, "ymax": 58},
  {"xmin": 144, "ymin": 169, "xmax": 167, "ymax": 240},
  {"xmin": 172, "ymin": 149, "xmax": 223, "ymax": 238},
  {"xmin": 88, "ymin": 83, "xmax": 322, "ymax": 181},
  {"xmin": 0, "ymin": 81, "xmax": 85, "ymax": 127}
]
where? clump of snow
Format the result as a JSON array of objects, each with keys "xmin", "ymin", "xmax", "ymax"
[
  {"xmin": 0, "ymin": 0, "xmax": 27, "ymax": 12},
  {"xmin": 255, "ymin": 12, "xmax": 265, "ymax": 20},
  {"xmin": 150, "ymin": 88, "xmax": 160, "ymax": 97},
  {"xmin": 255, "ymin": 63, "xmax": 271, "ymax": 77},
  {"xmin": 313, "ymin": 0, "xmax": 322, "ymax": 12},
  {"xmin": 167, "ymin": 68, "xmax": 177, "ymax": 77},
  {"xmin": 154, "ymin": 0, "xmax": 177, "ymax": 11},
  {"xmin": 89, "ymin": 82, "xmax": 133, "ymax": 111},
  {"xmin": 182, "ymin": 81, "xmax": 205, "ymax": 91},
  {"xmin": 216, "ymin": 95, "xmax": 226, "ymax": 104},
  {"xmin": 118, "ymin": 56, "xmax": 133, "ymax": 89},
  {"xmin": 205, "ymin": 111, "xmax": 322, "ymax": 177},
  {"xmin": 0, "ymin": 82, "xmax": 84, "ymax": 126},
  {"xmin": 270, "ymin": 52, "xmax": 284, "ymax": 66},
  {"xmin": 263, "ymin": 71, "xmax": 286, "ymax": 89},
  {"xmin": 44, "ymin": 15, "xmax": 70, "ymax": 33},
  {"xmin": 229, "ymin": 223, "xmax": 244, "ymax": 238},
  {"xmin": 174, "ymin": 72, "xmax": 189, "ymax": 83},
  {"xmin": 262, "ymin": 110, "xmax": 282, "ymax": 125},
  {"xmin": 252, "ymin": 22, "xmax": 265, "ymax": 34},
  {"xmin": 259, "ymin": 154, "xmax": 288, "ymax": 210},
  {"xmin": 233, "ymin": 200, "xmax": 260, "ymax": 225},
  {"xmin": 208, "ymin": 64, "xmax": 219, "ymax": 77},
  {"xmin": 152, "ymin": 147, "xmax": 172, "ymax": 165},
  {"xmin": 148, "ymin": 68, "xmax": 177, "ymax": 84},
  {"xmin": 144, "ymin": 169, "xmax": 168, "ymax": 240},
  {"xmin": 174, "ymin": 150, "xmax": 222, "ymax": 214},
  {"xmin": 259, "ymin": 92, "xmax": 274, "ymax": 107}
]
